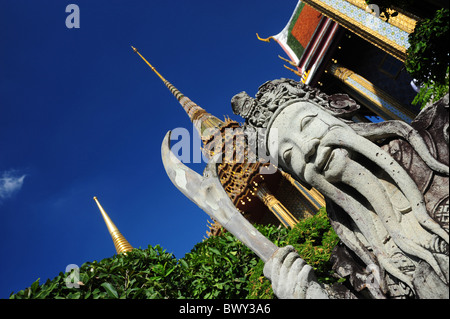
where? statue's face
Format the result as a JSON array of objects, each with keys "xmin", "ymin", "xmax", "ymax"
[
  {"xmin": 267, "ymin": 101, "xmax": 354, "ymax": 183},
  {"xmin": 267, "ymin": 101, "xmax": 448, "ymax": 295}
]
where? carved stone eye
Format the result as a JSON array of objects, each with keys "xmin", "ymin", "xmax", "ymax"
[
  {"xmin": 300, "ymin": 114, "xmax": 317, "ymax": 131},
  {"xmin": 283, "ymin": 148, "xmax": 292, "ymax": 166}
]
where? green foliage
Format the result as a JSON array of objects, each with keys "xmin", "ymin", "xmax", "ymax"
[
  {"xmin": 179, "ymin": 231, "xmax": 257, "ymax": 299},
  {"xmin": 247, "ymin": 207, "xmax": 340, "ymax": 299},
  {"xmin": 406, "ymin": 8, "xmax": 449, "ymax": 108},
  {"xmin": 412, "ymin": 66, "xmax": 449, "ymax": 108},
  {"xmin": 286, "ymin": 207, "xmax": 340, "ymax": 283},
  {"xmin": 10, "ymin": 245, "xmax": 181, "ymax": 299},
  {"xmin": 406, "ymin": 8, "xmax": 449, "ymax": 84},
  {"xmin": 10, "ymin": 209, "xmax": 339, "ymax": 299}
]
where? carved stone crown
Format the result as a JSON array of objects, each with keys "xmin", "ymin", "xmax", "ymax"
[{"xmin": 231, "ymin": 78, "xmax": 360, "ymax": 130}]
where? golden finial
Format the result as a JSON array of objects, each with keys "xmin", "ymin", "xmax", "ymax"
[
  {"xmin": 130, "ymin": 45, "xmax": 224, "ymax": 144},
  {"xmin": 278, "ymin": 55, "xmax": 297, "ymax": 67},
  {"xmin": 256, "ymin": 33, "xmax": 274, "ymax": 43},
  {"xmin": 283, "ymin": 64, "xmax": 302, "ymax": 77},
  {"xmin": 131, "ymin": 46, "xmax": 167, "ymax": 83},
  {"xmin": 93, "ymin": 196, "xmax": 133, "ymax": 254}
]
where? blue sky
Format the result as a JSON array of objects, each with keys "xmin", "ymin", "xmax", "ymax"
[{"xmin": 0, "ymin": 0, "xmax": 299, "ymax": 298}]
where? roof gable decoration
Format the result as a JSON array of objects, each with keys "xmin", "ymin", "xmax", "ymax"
[
  {"xmin": 302, "ymin": 0, "xmax": 417, "ymax": 61},
  {"xmin": 257, "ymin": 1, "xmax": 324, "ymax": 70},
  {"xmin": 257, "ymin": 1, "xmax": 339, "ymax": 84}
]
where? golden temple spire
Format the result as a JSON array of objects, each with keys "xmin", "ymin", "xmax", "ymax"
[
  {"xmin": 93, "ymin": 196, "xmax": 133, "ymax": 254},
  {"xmin": 130, "ymin": 46, "xmax": 322, "ymax": 230},
  {"xmin": 131, "ymin": 46, "xmax": 224, "ymax": 139}
]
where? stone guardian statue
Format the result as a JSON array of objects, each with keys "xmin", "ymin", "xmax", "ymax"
[{"xmin": 231, "ymin": 79, "xmax": 448, "ymax": 298}]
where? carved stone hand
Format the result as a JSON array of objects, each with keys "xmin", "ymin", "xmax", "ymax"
[{"xmin": 263, "ymin": 245, "xmax": 329, "ymax": 299}]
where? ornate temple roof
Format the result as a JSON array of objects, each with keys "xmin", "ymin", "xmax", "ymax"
[{"xmin": 258, "ymin": 0, "xmax": 419, "ymax": 84}]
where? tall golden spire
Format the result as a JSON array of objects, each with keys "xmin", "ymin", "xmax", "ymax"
[
  {"xmin": 132, "ymin": 46, "xmax": 323, "ymax": 230},
  {"xmin": 93, "ymin": 196, "xmax": 133, "ymax": 254},
  {"xmin": 131, "ymin": 46, "xmax": 224, "ymax": 139}
]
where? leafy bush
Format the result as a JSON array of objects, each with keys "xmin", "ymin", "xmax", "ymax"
[
  {"xmin": 406, "ymin": 8, "xmax": 449, "ymax": 85},
  {"xmin": 406, "ymin": 8, "xmax": 449, "ymax": 108},
  {"xmin": 286, "ymin": 207, "xmax": 340, "ymax": 283},
  {"xmin": 10, "ymin": 245, "xmax": 181, "ymax": 299},
  {"xmin": 10, "ymin": 209, "xmax": 339, "ymax": 299},
  {"xmin": 247, "ymin": 207, "xmax": 340, "ymax": 299},
  {"xmin": 411, "ymin": 66, "xmax": 449, "ymax": 108},
  {"xmin": 179, "ymin": 230, "xmax": 258, "ymax": 299}
]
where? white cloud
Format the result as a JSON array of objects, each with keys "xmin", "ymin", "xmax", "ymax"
[{"xmin": 0, "ymin": 170, "xmax": 26, "ymax": 202}]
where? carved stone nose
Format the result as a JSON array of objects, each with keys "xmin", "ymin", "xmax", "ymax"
[{"xmin": 301, "ymin": 139, "xmax": 320, "ymax": 163}]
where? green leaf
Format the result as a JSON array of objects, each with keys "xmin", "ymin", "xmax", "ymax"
[
  {"xmin": 180, "ymin": 259, "xmax": 188, "ymax": 269},
  {"xmin": 164, "ymin": 266, "xmax": 176, "ymax": 277},
  {"xmin": 69, "ymin": 291, "xmax": 81, "ymax": 299},
  {"xmin": 31, "ymin": 278, "xmax": 40, "ymax": 293},
  {"xmin": 101, "ymin": 282, "xmax": 118, "ymax": 298},
  {"xmin": 209, "ymin": 247, "xmax": 221, "ymax": 255}
]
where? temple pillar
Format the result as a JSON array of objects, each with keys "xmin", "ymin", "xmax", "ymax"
[
  {"xmin": 281, "ymin": 171, "xmax": 325, "ymax": 210},
  {"xmin": 256, "ymin": 183, "xmax": 299, "ymax": 228},
  {"xmin": 327, "ymin": 63, "xmax": 416, "ymax": 123}
]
